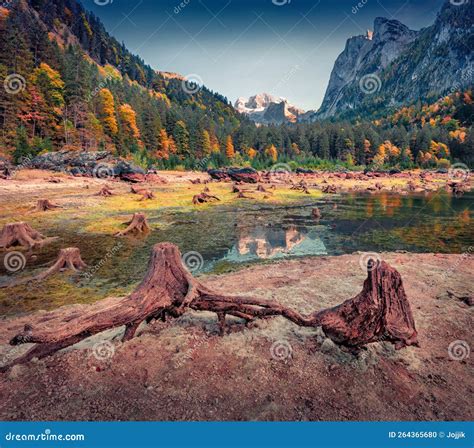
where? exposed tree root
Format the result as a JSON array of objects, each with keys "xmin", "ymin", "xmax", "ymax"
[
  {"xmin": 0, "ymin": 222, "xmax": 48, "ymax": 250},
  {"xmin": 192, "ymin": 192, "xmax": 220, "ymax": 205},
  {"xmin": 2, "ymin": 243, "xmax": 418, "ymax": 371},
  {"xmin": 115, "ymin": 213, "xmax": 150, "ymax": 236},
  {"xmin": 32, "ymin": 199, "xmax": 61, "ymax": 212}
]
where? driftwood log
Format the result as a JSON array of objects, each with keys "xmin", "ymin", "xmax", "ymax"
[
  {"xmin": 32, "ymin": 199, "xmax": 61, "ymax": 212},
  {"xmin": 115, "ymin": 213, "xmax": 150, "ymax": 236},
  {"xmin": 1, "ymin": 243, "xmax": 418, "ymax": 371},
  {"xmin": 0, "ymin": 222, "xmax": 47, "ymax": 250}
]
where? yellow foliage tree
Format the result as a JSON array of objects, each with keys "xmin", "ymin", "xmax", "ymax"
[
  {"xmin": 210, "ymin": 133, "xmax": 220, "ymax": 153},
  {"xmin": 225, "ymin": 135, "xmax": 235, "ymax": 159},
  {"xmin": 98, "ymin": 88, "xmax": 118, "ymax": 136},
  {"xmin": 265, "ymin": 144, "xmax": 278, "ymax": 162},
  {"xmin": 247, "ymin": 147, "xmax": 257, "ymax": 160},
  {"xmin": 119, "ymin": 103, "xmax": 141, "ymax": 140},
  {"xmin": 430, "ymin": 140, "xmax": 450, "ymax": 158},
  {"xmin": 291, "ymin": 143, "xmax": 300, "ymax": 155},
  {"xmin": 156, "ymin": 128, "xmax": 169, "ymax": 160}
]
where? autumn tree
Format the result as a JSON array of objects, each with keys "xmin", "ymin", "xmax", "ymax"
[
  {"xmin": 196, "ymin": 130, "xmax": 211, "ymax": 157},
  {"xmin": 173, "ymin": 120, "xmax": 190, "ymax": 157},
  {"xmin": 98, "ymin": 88, "xmax": 118, "ymax": 136},
  {"xmin": 225, "ymin": 135, "xmax": 235, "ymax": 159},
  {"xmin": 265, "ymin": 144, "xmax": 278, "ymax": 162},
  {"xmin": 32, "ymin": 63, "xmax": 65, "ymax": 109},
  {"xmin": 119, "ymin": 103, "xmax": 141, "ymax": 142},
  {"xmin": 156, "ymin": 128, "xmax": 170, "ymax": 160}
]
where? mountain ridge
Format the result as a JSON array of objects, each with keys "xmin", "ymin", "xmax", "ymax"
[
  {"xmin": 314, "ymin": 0, "xmax": 474, "ymax": 120},
  {"xmin": 234, "ymin": 93, "xmax": 306, "ymax": 125}
]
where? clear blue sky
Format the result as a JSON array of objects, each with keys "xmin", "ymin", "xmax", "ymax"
[{"xmin": 82, "ymin": 0, "xmax": 445, "ymax": 110}]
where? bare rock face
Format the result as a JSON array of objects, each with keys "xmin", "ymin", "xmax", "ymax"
[{"xmin": 316, "ymin": 1, "xmax": 474, "ymax": 119}]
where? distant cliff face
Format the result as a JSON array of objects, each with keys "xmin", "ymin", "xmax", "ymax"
[
  {"xmin": 316, "ymin": 0, "xmax": 474, "ymax": 119},
  {"xmin": 235, "ymin": 93, "xmax": 305, "ymax": 124}
]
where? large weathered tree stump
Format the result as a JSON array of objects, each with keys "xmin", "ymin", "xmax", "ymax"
[
  {"xmin": 32, "ymin": 199, "xmax": 61, "ymax": 212},
  {"xmin": 0, "ymin": 222, "xmax": 47, "ymax": 250},
  {"xmin": 1, "ymin": 244, "xmax": 418, "ymax": 371},
  {"xmin": 310, "ymin": 259, "xmax": 419, "ymax": 349},
  {"xmin": 115, "ymin": 213, "xmax": 150, "ymax": 236}
]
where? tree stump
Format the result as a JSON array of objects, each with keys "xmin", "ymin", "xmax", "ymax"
[
  {"xmin": 139, "ymin": 190, "xmax": 155, "ymax": 201},
  {"xmin": 2, "ymin": 244, "xmax": 418, "ymax": 371},
  {"xmin": 130, "ymin": 185, "xmax": 146, "ymax": 195},
  {"xmin": 0, "ymin": 222, "xmax": 47, "ymax": 250},
  {"xmin": 95, "ymin": 186, "xmax": 114, "ymax": 197},
  {"xmin": 2, "ymin": 248, "xmax": 87, "ymax": 288},
  {"xmin": 310, "ymin": 259, "xmax": 419, "ymax": 349},
  {"xmin": 115, "ymin": 213, "xmax": 150, "ymax": 236},
  {"xmin": 322, "ymin": 185, "xmax": 337, "ymax": 194},
  {"xmin": 312, "ymin": 208, "xmax": 321, "ymax": 220},
  {"xmin": 236, "ymin": 192, "xmax": 254, "ymax": 199},
  {"xmin": 32, "ymin": 199, "xmax": 61, "ymax": 212},
  {"xmin": 192, "ymin": 192, "xmax": 220, "ymax": 205}
]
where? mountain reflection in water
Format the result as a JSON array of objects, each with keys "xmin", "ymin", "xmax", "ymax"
[{"xmin": 225, "ymin": 224, "xmax": 327, "ymax": 262}]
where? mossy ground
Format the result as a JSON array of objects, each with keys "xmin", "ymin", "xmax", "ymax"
[{"xmin": 0, "ymin": 178, "xmax": 321, "ymax": 315}]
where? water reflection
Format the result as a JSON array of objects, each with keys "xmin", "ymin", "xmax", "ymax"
[{"xmin": 225, "ymin": 224, "xmax": 327, "ymax": 263}]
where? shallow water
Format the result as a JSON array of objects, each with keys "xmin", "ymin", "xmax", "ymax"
[{"xmin": 1, "ymin": 190, "xmax": 472, "ymax": 315}]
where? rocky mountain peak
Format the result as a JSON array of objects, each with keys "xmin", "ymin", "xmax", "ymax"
[
  {"xmin": 316, "ymin": 0, "xmax": 472, "ymax": 120},
  {"xmin": 234, "ymin": 93, "xmax": 305, "ymax": 125}
]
